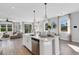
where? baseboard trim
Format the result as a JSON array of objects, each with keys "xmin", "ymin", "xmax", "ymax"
[
  {"xmin": 60, "ymin": 39, "xmax": 79, "ymax": 44},
  {"xmin": 71, "ymin": 40, "xmax": 79, "ymax": 44}
]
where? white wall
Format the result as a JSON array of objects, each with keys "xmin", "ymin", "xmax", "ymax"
[
  {"xmin": 39, "ymin": 17, "xmax": 59, "ymax": 34},
  {"xmin": 39, "ymin": 12, "xmax": 79, "ymax": 42},
  {"xmin": 20, "ymin": 22, "xmax": 24, "ymax": 33},
  {"xmin": 20, "ymin": 22, "xmax": 33, "ymax": 34},
  {"xmin": 71, "ymin": 12, "xmax": 79, "ymax": 42},
  {"xmin": 49, "ymin": 17, "xmax": 70, "ymax": 41},
  {"xmin": 39, "ymin": 16, "xmax": 70, "ymax": 41},
  {"xmin": 59, "ymin": 15, "xmax": 70, "ymax": 41},
  {"xmin": 13, "ymin": 22, "xmax": 20, "ymax": 32},
  {"xmin": 49, "ymin": 17, "xmax": 59, "ymax": 34}
]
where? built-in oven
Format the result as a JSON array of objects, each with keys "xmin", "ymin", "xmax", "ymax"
[{"xmin": 31, "ymin": 37, "xmax": 40, "ymax": 55}]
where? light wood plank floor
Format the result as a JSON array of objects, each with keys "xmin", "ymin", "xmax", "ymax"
[
  {"xmin": 0, "ymin": 38, "xmax": 31, "ymax": 55},
  {"xmin": 60, "ymin": 40, "xmax": 79, "ymax": 55},
  {"xmin": 0, "ymin": 38, "xmax": 79, "ymax": 55}
]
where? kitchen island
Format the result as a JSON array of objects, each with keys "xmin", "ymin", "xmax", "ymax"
[{"xmin": 23, "ymin": 34, "xmax": 60, "ymax": 55}]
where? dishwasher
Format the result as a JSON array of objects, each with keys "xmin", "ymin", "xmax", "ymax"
[{"xmin": 32, "ymin": 38, "xmax": 40, "ymax": 55}]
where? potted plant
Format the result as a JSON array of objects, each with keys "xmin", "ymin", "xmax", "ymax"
[{"xmin": 47, "ymin": 24, "xmax": 51, "ymax": 29}]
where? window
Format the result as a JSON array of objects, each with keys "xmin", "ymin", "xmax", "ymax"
[
  {"xmin": 1, "ymin": 24, "xmax": 6, "ymax": 32},
  {"xmin": 28, "ymin": 24, "xmax": 32, "ymax": 33},
  {"xmin": 59, "ymin": 15, "xmax": 70, "ymax": 32},
  {"xmin": 7, "ymin": 24, "xmax": 12, "ymax": 31},
  {"xmin": 0, "ymin": 24, "xmax": 12, "ymax": 32},
  {"xmin": 61, "ymin": 20, "xmax": 68, "ymax": 32},
  {"xmin": 24, "ymin": 24, "xmax": 32, "ymax": 33}
]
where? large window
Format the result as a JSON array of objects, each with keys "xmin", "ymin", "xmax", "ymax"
[
  {"xmin": 24, "ymin": 24, "xmax": 32, "ymax": 33},
  {"xmin": 0, "ymin": 24, "xmax": 12, "ymax": 32},
  {"xmin": 59, "ymin": 15, "xmax": 70, "ymax": 32},
  {"xmin": 7, "ymin": 24, "xmax": 12, "ymax": 31},
  {"xmin": 1, "ymin": 24, "xmax": 6, "ymax": 32},
  {"xmin": 61, "ymin": 18, "xmax": 68, "ymax": 32}
]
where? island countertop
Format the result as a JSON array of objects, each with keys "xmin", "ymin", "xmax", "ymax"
[
  {"xmin": 23, "ymin": 34, "xmax": 59, "ymax": 41},
  {"xmin": 23, "ymin": 34, "xmax": 60, "ymax": 55},
  {"xmin": 31, "ymin": 35, "xmax": 59, "ymax": 41}
]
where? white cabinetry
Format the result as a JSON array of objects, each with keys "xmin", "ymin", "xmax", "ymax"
[
  {"xmin": 23, "ymin": 34, "xmax": 32, "ymax": 51},
  {"xmin": 40, "ymin": 40, "xmax": 53, "ymax": 55},
  {"xmin": 40, "ymin": 36, "xmax": 60, "ymax": 55},
  {"xmin": 23, "ymin": 34, "xmax": 60, "ymax": 55}
]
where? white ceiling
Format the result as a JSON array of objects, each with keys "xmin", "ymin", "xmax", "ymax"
[{"xmin": 0, "ymin": 3, "xmax": 79, "ymax": 22}]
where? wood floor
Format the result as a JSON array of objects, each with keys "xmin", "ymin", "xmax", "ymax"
[
  {"xmin": 60, "ymin": 40, "xmax": 79, "ymax": 55},
  {"xmin": 0, "ymin": 38, "xmax": 79, "ymax": 55},
  {"xmin": 0, "ymin": 38, "xmax": 31, "ymax": 55}
]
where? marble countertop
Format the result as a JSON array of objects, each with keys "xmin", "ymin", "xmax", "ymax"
[
  {"xmin": 31, "ymin": 35, "xmax": 59, "ymax": 41},
  {"xmin": 23, "ymin": 33, "xmax": 59, "ymax": 41}
]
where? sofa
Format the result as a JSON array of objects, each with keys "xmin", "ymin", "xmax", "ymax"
[{"xmin": 10, "ymin": 32, "xmax": 23, "ymax": 39}]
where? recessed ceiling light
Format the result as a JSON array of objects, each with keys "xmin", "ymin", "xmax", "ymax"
[{"xmin": 11, "ymin": 6, "xmax": 15, "ymax": 9}]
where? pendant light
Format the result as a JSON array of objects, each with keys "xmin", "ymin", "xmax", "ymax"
[
  {"xmin": 44, "ymin": 3, "xmax": 48, "ymax": 21},
  {"xmin": 33, "ymin": 10, "xmax": 36, "ymax": 35},
  {"xmin": 44, "ymin": 3, "xmax": 51, "ymax": 29}
]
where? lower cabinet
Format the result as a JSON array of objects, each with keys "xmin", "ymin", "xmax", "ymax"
[
  {"xmin": 26, "ymin": 36, "xmax": 32, "ymax": 51},
  {"xmin": 23, "ymin": 35, "xmax": 32, "ymax": 51},
  {"xmin": 23, "ymin": 34, "xmax": 40, "ymax": 55},
  {"xmin": 23, "ymin": 35, "xmax": 60, "ymax": 55},
  {"xmin": 40, "ymin": 40, "xmax": 53, "ymax": 55}
]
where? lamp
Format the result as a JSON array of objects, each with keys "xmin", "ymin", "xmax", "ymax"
[{"xmin": 44, "ymin": 3, "xmax": 51, "ymax": 25}]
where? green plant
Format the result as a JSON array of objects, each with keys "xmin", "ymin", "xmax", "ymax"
[
  {"xmin": 45, "ymin": 23, "xmax": 52, "ymax": 30},
  {"xmin": 47, "ymin": 25, "xmax": 51, "ymax": 29}
]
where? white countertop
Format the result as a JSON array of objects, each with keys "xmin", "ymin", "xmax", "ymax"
[
  {"xmin": 31, "ymin": 35, "xmax": 59, "ymax": 42},
  {"xmin": 23, "ymin": 33, "xmax": 59, "ymax": 41}
]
